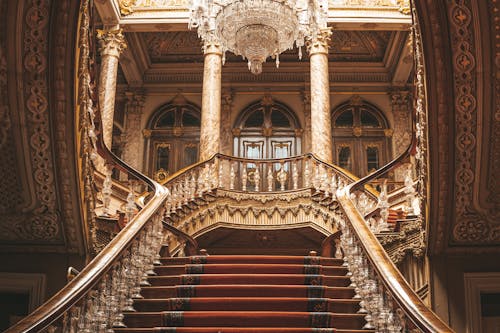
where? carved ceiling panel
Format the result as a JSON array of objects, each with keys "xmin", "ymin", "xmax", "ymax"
[{"xmin": 139, "ymin": 30, "xmax": 394, "ymax": 64}]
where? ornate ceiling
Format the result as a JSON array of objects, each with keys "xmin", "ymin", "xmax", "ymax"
[{"xmin": 140, "ymin": 30, "xmax": 393, "ymax": 64}]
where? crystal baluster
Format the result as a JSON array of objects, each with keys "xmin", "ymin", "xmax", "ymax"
[
  {"xmin": 292, "ymin": 161, "xmax": 298, "ymax": 190},
  {"xmin": 304, "ymin": 159, "xmax": 310, "ymax": 187},
  {"xmin": 242, "ymin": 163, "xmax": 247, "ymax": 191},
  {"xmin": 254, "ymin": 163, "xmax": 260, "ymax": 192},
  {"xmin": 230, "ymin": 162, "xmax": 235, "ymax": 190},
  {"xmin": 267, "ymin": 164, "xmax": 273, "ymax": 191}
]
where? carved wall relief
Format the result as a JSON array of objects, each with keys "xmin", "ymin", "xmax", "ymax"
[
  {"xmin": 447, "ymin": 0, "xmax": 500, "ymax": 244},
  {"xmin": 0, "ymin": 0, "xmax": 83, "ymax": 252}
]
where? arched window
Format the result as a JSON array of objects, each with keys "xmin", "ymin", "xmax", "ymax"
[
  {"xmin": 146, "ymin": 98, "xmax": 201, "ymax": 181},
  {"xmin": 233, "ymin": 99, "xmax": 301, "ymax": 159},
  {"xmin": 332, "ymin": 99, "xmax": 391, "ymax": 177}
]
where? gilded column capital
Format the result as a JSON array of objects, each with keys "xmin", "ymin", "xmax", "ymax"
[
  {"xmin": 97, "ymin": 29, "xmax": 127, "ymax": 58},
  {"xmin": 306, "ymin": 28, "xmax": 332, "ymax": 55}
]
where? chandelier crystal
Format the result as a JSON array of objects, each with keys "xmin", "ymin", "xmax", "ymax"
[{"xmin": 189, "ymin": 0, "xmax": 328, "ymax": 75}]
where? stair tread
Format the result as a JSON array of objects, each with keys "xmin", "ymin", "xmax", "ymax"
[
  {"xmin": 115, "ymin": 328, "xmax": 374, "ymax": 333},
  {"xmin": 133, "ymin": 254, "xmax": 363, "ymax": 330}
]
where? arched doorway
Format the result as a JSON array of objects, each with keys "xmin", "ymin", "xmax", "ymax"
[
  {"xmin": 331, "ymin": 98, "xmax": 391, "ymax": 177},
  {"xmin": 146, "ymin": 98, "xmax": 201, "ymax": 181},
  {"xmin": 233, "ymin": 98, "xmax": 302, "ymax": 159}
]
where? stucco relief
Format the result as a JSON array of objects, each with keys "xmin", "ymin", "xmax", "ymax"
[
  {"xmin": 0, "ymin": 0, "xmax": 82, "ymax": 250},
  {"xmin": 447, "ymin": 0, "xmax": 499, "ymax": 244},
  {"xmin": 487, "ymin": 0, "xmax": 500, "ymax": 222}
]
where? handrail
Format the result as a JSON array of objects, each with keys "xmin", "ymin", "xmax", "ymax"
[
  {"xmin": 4, "ymin": 173, "xmax": 168, "ymax": 333},
  {"xmin": 332, "ymin": 73, "xmax": 453, "ymax": 333},
  {"xmin": 163, "ymin": 220, "xmax": 199, "ymax": 256}
]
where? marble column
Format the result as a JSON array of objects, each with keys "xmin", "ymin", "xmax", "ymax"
[
  {"xmin": 302, "ymin": 90, "xmax": 312, "ymax": 153},
  {"xmin": 122, "ymin": 90, "xmax": 146, "ymax": 171},
  {"xmin": 97, "ymin": 28, "xmax": 127, "ymax": 150},
  {"xmin": 220, "ymin": 90, "xmax": 233, "ymax": 155},
  {"xmin": 199, "ymin": 41, "xmax": 223, "ymax": 161},
  {"xmin": 390, "ymin": 89, "xmax": 412, "ymax": 180},
  {"xmin": 308, "ymin": 28, "xmax": 333, "ymax": 163}
]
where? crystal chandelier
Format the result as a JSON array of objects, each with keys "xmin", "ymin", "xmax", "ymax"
[{"xmin": 189, "ymin": 0, "xmax": 328, "ymax": 75}]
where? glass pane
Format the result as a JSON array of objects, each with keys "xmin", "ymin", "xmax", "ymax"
[
  {"xmin": 183, "ymin": 146, "xmax": 198, "ymax": 168},
  {"xmin": 366, "ymin": 146, "xmax": 379, "ymax": 173},
  {"xmin": 271, "ymin": 110, "xmax": 291, "ymax": 127},
  {"xmin": 156, "ymin": 111, "xmax": 175, "ymax": 128},
  {"xmin": 338, "ymin": 147, "xmax": 351, "ymax": 170},
  {"xmin": 182, "ymin": 111, "xmax": 200, "ymax": 127},
  {"xmin": 245, "ymin": 110, "xmax": 264, "ymax": 127},
  {"xmin": 335, "ymin": 110, "xmax": 354, "ymax": 127},
  {"xmin": 360, "ymin": 110, "xmax": 380, "ymax": 127},
  {"xmin": 157, "ymin": 145, "xmax": 170, "ymax": 171}
]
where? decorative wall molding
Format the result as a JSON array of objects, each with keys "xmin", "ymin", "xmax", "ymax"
[
  {"xmin": 0, "ymin": 273, "xmax": 46, "ymax": 312},
  {"xmin": 464, "ymin": 272, "xmax": 500, "ymax": 333}
]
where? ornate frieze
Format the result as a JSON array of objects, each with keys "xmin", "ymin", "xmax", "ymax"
[{"xmin": 166, "ymin": 189, "xmax": 341, "ymax": 241}]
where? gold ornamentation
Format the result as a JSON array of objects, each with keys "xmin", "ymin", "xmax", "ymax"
[
  {"xmin": 353, "ymin": 127, "xmax": 362, "ymax": 137},
  {"xmin": 142, "ymin": 128, "xmax": 152, "ymax": 138},
  {"xmin": 155, "ymin": 168, "xmax": 170, "ymax": 182},
  {"xmin": 306, "ymin": 28, "xmax": 332, "ymax": 55},
  {"xmin": 118, "ymin": 0, "xmax": 137, "ymax": 15},
  {"xmin": 262, "ymin": 127, "xmax": 273, "ymax": 137},
  {"xmin": 97, "ymin": 29, "xmax": 127, "ymax": 58},
  {"xmin": 232, "ymin": 128, "xmax": 241, "ymax": 137},
  {"xmin": 384, "ymin": 129, "xmax": 394, "ymax": 137}
]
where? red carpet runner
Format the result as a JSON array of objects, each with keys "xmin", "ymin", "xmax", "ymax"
[{"xmin": 115, "ymin": 255, "xmax": 372, "ymax": 333}]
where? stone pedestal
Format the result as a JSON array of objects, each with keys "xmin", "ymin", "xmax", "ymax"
[
  {"xmin": 199, "ymin": 41, "xmax": 222, "ymax": 161},
  {"xmin": 308, "ymin": 29, "xmax": 333, "ymax": 163}
]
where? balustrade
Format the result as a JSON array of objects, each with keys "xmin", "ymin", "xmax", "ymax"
[{"xmin": 161, "ymin": 154, "xmax": 356, "ymax": 222}]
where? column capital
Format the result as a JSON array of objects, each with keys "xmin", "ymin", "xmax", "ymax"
[
  {"xmin": 306, "ymin": 28, "xmax": 332, "ymax": 56},
  {"xmin": 390, "ymin": 89, "xmax": 411, "ymax": 111},
  {"xmin": 203, "ymin": 35, "xmax": 223, "ymax": 55},
  {"xmin": 97, "ymin": 28, "xmax": 127, "ymax": 58},
  {"xmin": 125, "ymin": 90, "xmax": 146, "ymax": 114},
  {"xmin": 222, "ymin": 89, "xmax": 233, "ymax": 107}
]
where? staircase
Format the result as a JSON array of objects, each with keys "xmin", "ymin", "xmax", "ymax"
[{"xmin": 115, "ymin": 253, "xmax": 373, "ymax": 333}]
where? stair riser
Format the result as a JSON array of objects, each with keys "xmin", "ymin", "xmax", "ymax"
[
  {"xmin": 154, "ymin": 265, "xmax": 348, "ymax": 276},
  {"xmin": 139, "ymin": 286, "xmax": 355, "ymax": 299},
  {"xmin": 133, "ymin": 299, "xmax": 359, "ymax": 313},
  {"xmin": 159, "ymin": 256, "xmax": 344, "ymax": 266},
  {"xmin": 147, "ymin": 275, "xmax": 351, "ymax": 287},
  {"xmin": 124, "ymin": 313, "xmax": 366, "ymax": 329}
]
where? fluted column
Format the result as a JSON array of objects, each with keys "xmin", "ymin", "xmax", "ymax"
[
  {"xmin": 199, "ymin": 41, "xmax": 222, "ymax": 161},
  {"xmin": 122, "ymin": 90, "xmax": 146, "ymax": 171},
  {"xmin": 308, "ymin": 28, "xmax": 333, "ymax": 163},
  {"xmin": 97, "ymin": 28, "xmax": 127, "ymax": 149}
]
